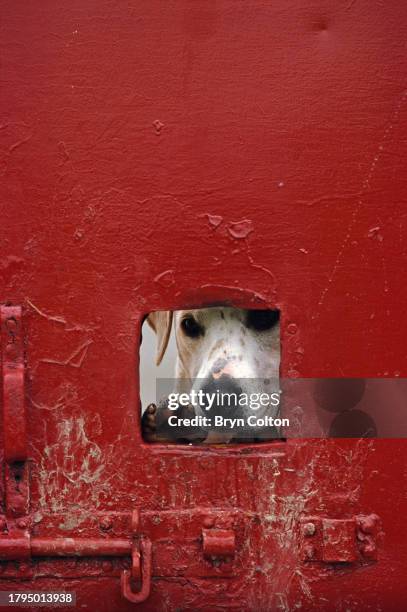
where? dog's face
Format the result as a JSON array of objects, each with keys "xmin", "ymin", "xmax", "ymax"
[
  {"xmin": 147, "ymin": 307, "xmax": 280, "ymax": 418},
  {"xmin": 173, "ymin": 307, "xmax": 280, "ymax": 382}
]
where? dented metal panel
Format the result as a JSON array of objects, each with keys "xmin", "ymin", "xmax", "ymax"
[{"xmin": 1, "ymin": 0, "xmax": 407, "ymax": 610}]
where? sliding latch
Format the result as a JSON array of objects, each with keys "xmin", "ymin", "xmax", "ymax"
[{"xmin": 0, "ymin": 510, "xmax": 151, "ymax": 604}]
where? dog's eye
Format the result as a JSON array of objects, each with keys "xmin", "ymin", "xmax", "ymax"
[
  {"xmin": 246, "ymin": 309, "xmax": 280, "ymax": 331},
  {"xmin": 181, "ymin": 316, "xmax": 204, "ymax": 338}
]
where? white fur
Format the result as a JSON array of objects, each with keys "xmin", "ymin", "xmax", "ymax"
[{"xmin": 173, "ymin": 307, "xmax": 280, "ymax": 419}]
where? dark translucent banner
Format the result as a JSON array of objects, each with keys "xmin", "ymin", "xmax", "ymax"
[{"xmin": 144, "ymin": 378, "xmax": 407, "ymax": 441}]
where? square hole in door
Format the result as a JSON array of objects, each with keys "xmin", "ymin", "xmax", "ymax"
[{"xmin": 140, "ymin": 306, "xmax": 282, "ymax": 444}]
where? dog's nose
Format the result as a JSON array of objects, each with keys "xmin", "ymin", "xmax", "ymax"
[
  {"xmin": 211, "ymin": 358, "xmax": 227, "ymax": 374},
  {"xmin": 211, "ymin": 356, "xmax": 238, "ymax": 379},
  {"xmin": 200, "ymin": 374, "xmax": 243, "ymax": 416}
]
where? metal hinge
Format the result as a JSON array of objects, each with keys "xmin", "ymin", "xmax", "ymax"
[{"xmin": 300, "ymin": 515, "xmax": 381, "ymax": 563}]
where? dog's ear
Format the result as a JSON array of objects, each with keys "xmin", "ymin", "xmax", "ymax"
[{"xmin": 147, "ymin": 310, "xmax": 173, "ymax": 366}]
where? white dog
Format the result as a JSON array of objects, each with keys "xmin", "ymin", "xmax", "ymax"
[{"xmin": 142, "ymin": 307, "xmax": 280, "ymax": 442}]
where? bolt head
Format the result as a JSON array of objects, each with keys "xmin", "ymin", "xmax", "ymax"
[
  {"xmin": 99, "ymin": 516, "xmax": 113, "ymax": 531},
  {"xmin": 303, "ymin": 522, "xmax": 316, "ymax": 536},
  {"xmin": 17, "ymin": 518, "xmax": 28, "ymax": 529},
  {"xmin": 358, "ymin": 515, "xmax": 377, "ymax": 535},
  {"xmin": 203, "ymin": 516, "xmax": 215, "ymax": 528}
]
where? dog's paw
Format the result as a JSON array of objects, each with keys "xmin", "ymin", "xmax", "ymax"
[
  {"xmin": 141, "ymin": 401, "xmax": 183, "ymax": 443},
  {"xmin": 141, "ymin": 403, "xmax": 159, "ymax": 442},
  {"xmin": 142, "ymin": 401, "xmax": 207, "ymax": 443}
]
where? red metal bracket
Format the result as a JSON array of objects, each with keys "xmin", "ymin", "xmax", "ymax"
[{"xmin": 300, "ymin": 514, "xmax": 381, "ymax": 563}]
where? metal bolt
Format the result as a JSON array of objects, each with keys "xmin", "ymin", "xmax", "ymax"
[
  {"xmin": 203, "ymin": 516, "xmax": 215, "ymax": 528},
  {"xmin": 17, "ymin": 518, "xmax": 28, "ymax": 529},
  {"xmin": 303, "ymin": 522, "xmax": 316, "ymax": 536},
  {"xmin": 358, "ymin": 516, "xmax": 376, "ymax": 535},
  {"xmin": 99, "ymin": 516, "xmax": 113, "ymax": 531},
  {"xmin": 287, "ymin": 323, "xmax": 298, "ymax": 335}
]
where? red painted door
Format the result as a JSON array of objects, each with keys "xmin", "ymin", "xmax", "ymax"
[{"xmin": 1, "ymin": 1, "xmax": 407, "ymax": 610}]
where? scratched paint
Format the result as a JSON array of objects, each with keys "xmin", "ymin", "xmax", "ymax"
[{"xmin": 0, "ymin": 0, "xmax": 407, "ymax": 610}]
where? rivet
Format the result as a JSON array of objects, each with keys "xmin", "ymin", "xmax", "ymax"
[
  {"xmin": 358, "ymin": 516, "xmax": 376, "ymax": 535},
  {"xmin": 17, "ymin": 518, "xmax": 28, "ymax": 529},
  {"xmin": 203, "ymin": 516, "xmax": 215, "ymax": 528},
  {"xmin": 303, "ymin": 522, "xmax": 316, "ymax": 536},
  {"xmin": 287, "ymin": 323, "xmax": 298, "ymax": 335},
  {"xmin": 99, "ymin": 516, "xmax": 113, "ymax": 531}
]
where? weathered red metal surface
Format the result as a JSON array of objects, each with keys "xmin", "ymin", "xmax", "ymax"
[{"xmin": 1, "ymin": 1, "xmax": 407, "ymax": 610}]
